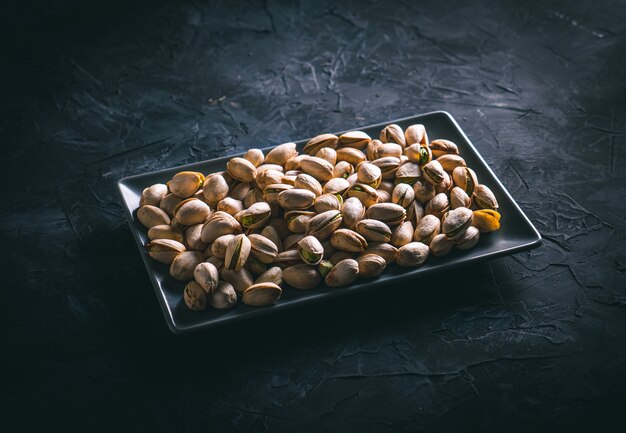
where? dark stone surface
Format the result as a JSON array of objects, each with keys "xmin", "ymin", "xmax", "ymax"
[{"xmin": 2, "ymin": 0, "xmax": 625, "ymax": 431}]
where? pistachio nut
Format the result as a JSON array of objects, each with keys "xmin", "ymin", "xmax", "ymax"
[
  {"xmin": 321, "ymin": 240, "xmax": 336, "ymax": 259},
  {"xmin": 376, "ymin": 189, "xmax": 391, "ymax": 203},
  {"xmin": 255, "ymin": 266, "xmax": 284, "ymax": 286},
  {"xmin": 452, "ymin": 166, "xmax": 478, "ymax": 196},
  {"xmin": 227, "ymin": 157, "xmax": 257, "ymax": 183},
  {"xmin": 208, "ymin": 281, "xmax": 238, "ymax": 309},
  {"xmin": 257, "ymin": 163, "xmax": 284, "ymax": 174},
  {"xmin": 371, "ymin": 156, "xmax": 401, "ymax": 180},
  {"xmin": 168, "ymin": 171, "xmax": 205, "ymax": 198},
  {"xmin": 282, "ymin": 173, "xmax": 299, "ymax": 185},
  {"xmin": 395, "ymin": 162, "xmax": 422, "ymax": 185},
  {"xmin": 392, "ymin": 183, "xmax": 415, "ymax": 208},
  {"xmin": 230, "ymin": 182, "xmax": 253, "ymax": 202},
  {"xmin": 261, "ymin": 225, "xmax": 283, "ymax": 252},
  {"xmin": 429, "ymin": 139, "xmax": 459, "ymax": 158},
  {"xmin": 184, "ymin": 281, "xmax": 207, "ymax": 311},
  {"xmin": 347, "ymin": 183, "xmax": 379, "ymax": 208},
  {"xmin": 435, "ymin": 173, "xmax": 453, "ymax": 195},
  {"xmin": 391, "ymin": 221, "xmax": 414, "ymax": 247},
  {"xmin": 170, "ymin": 218, "xmax": 187, "ymax": 232},
  {"xmin": 422, "ymin": 160, "xmax": 447, "ymax": 186},
  {"xmin": 265, "ymin": 142, "xmax": 298, "ymax": 166},
  {"xmin": 159, "ymin": 193, "xmax": 183, "ymax": 217},
  {"xmin": 284, "ymin": 155, "xmax": 306, "ymax": 171},
  {"xmin": 325, "ymin": 258, "xmax": 359, "ymax": 287},
  {"xmin": 245, "ymin": 256, "xmax": 267, "ymax": 276},
  {"xmin": 274, "ymin": 250, "xmax": 302, "ymax": 268},
  {"xmin": 306, "ymin": 210, "xmax": 343, "ymax": 240},
  {"xmin": 243, "ymin": 148, "xmax": 265, "ymax": 167},
  {"xmin": 206, "ymin": 255, "xmax": 225, "ymax": 273},
  {"xmin": 333, "ymin": 161, "xmax": 354, "ymax": 179},
  {"xmin": 336, "ymin": 147, "xmax": 366, "ymax": 166},
  {"xmin": 472, "ymin": 184, "xmax": 499, "ymax": 210},
  {"xmin": 193, "ymin": 262, "xmax": 220, "ymax": 293},
  {"xmin": 173, "ymin": 198, "xmax": 211, "ymax": 226},
  {"xmin": 425, "ymin": 193, "xmax": 450, "ymax": 219},
  {"xmin": 331, "ymin": 229, "xmax": 368, "ymax": 253},
  {"xmin": 146, "ymin": 239, "xmax": 186, "ymax": 264},
  {"xmin": 405, "ymin": 143, "xmax": 432, "ymax": 165},
  {"xmin": 298, "ymin": 156, "xmax": 333, "ymax": 182},
  {"xmin": 396, "ymin": 242, "xmax": 429, "ymax": 267},
  {"xmin": 472, "ymin": 209, "xmax": 501, "ymax": 233},
  {"xmin": 366, "ymin": 139, "xmax": 382, "ymax": 161},
  {"xmin": 294, "ymin": 236, "xmax": 323, "ymax": 265},
  {"xmin": 316, "ymin": 146, "xmax": 338, "ymax": 164},
  {"xmin": 304, "ymin": 133, "xmax": 339, "ymax": 155},
  {"xmin": 322, "ymin": 177, "xmax": 350, "ymax": 195},
  {"xmin": 185, "ymin": 224, "xmax": 208, "ymax": 251},
  {"xmin": 356, "ymin": 254, "xmax": 387, "ymax": 278},
  {"xmin": 211, "ymin": 234, "xmax": 235, "ymax": 258},
  {"xmin": 239, "ymin": 201, "xmax": 272, "ymax": 229},
  {"xmin": 356, "ymin": 219, "xmax": 392, "ymax": 243},
  {"xmin": 201, "ymin": 211, "xmax": 242, "ymax": 243},
  {"xmin": 437, "ymin": 154, "xmax": 466, "ymax": 173},
  {"xmin": 283, "ymin": 264, "xmax": 322, "ymax": 289},
  {"xmin": 430, "ymin": 233, "xmax": 454, "ymax": 257},
  {"xmin": 170, "ymin": 251, "xmax": 204, "ymax": 281},
  {"xmin": 413, "ymin": 214, "xmax": 441, "ymax": 244},
  {"xmin": 283, "ymin": 233, "xmax": 305, "ymax": 251},
  {"xmin": 339, "ymin": 130, "xmax": 371, "ymax": 149},
  {"xmin": 263, "ymin": 183, "xmax": 293, "ymax": 205},
  {"xmin": 287, "ymin": 214, "xmax": 312, "ymax": 233},
  {"xmin": 406, "ymin": 201, "xmax": 425, "ymax": 225},
  {"xmin": 140, "ymin": 183, "xmax": 168, "ymax": 207},
  {"xmin": 248, "ymin": 234, "xmax": 279, "ymax": 264},
  {"xmin": 341, "ymin": 197, "xmax": 365, "ymax": 230},
  {"xmin": 243, "ymin": 187, "xmax": 263, "ymax": 208},
  {"xmin": 318, "ymin": 260, "xmax": 334, "ymax": 278},
  {"xmin": 404, "ymin": 124, "xmax": 428, "ymax": 146},
  {"xmin": 277, "ymin": 188, "xmax": 316, "ymax": 210},
  {"xmin": 442, "ymin": 207, "xmax": 473, "ymax": 241},
  {"xmin": 357, "ymin": 162, "xmax": 382, "ymax": 188},
  {"xmin": 217, "ymin": 197, "xmax": 244, "ymax": 216},
  {"xmin": 203, "ymin": 174, "xmax": 229, "ymax": 204},
  {"xmin": 379, "ymin": 124, "xmax": 406, "ymax": 146},
  {"xmin": 330, "ymin": 251, "xmax": 357, "ymax": 265},
  {"xmin": 378, "ymin": 180, "xmax": 395, "ymax": 194},
  {"xmin": 413, "ymin": 179, "xmax": 436, "ymax": 204},
  {"xmin": 363, "ymin": 242, "xmax": 398, "ymax": 264},
  {"xmin": 376, "ymin": 142, "xmax": 404, "ymax": 159},
  {"xmin": 221, "ymin": 267, "xmax": 254, "ymax": 294},
  {"xmin": 365, "ymin": 203, "xmax": 406, "ymax": 226},
  {"xmin": 314, "ymin": 193, "xmax": 343, "ymax": 213},
  {"xmin": 137, "ymin": 205, "xmax": 171, "ymax": 228},
  {"xmin": 455, "ymin": 226, "xmax": 480, "ymax": 250},
  {"xmin": 256, "ymin": 168, "xmax": 284, "ymax": 191},
  {"xmin": 450, "ymin": 187, "xmax": 472, "ymax": 209},
  {"xmin": 148, "ymin": 225, "xmax": 183, "ymax": 243},
  {"xmin": 224, "ymin": 234, "xmax": 251, "ymax": 271},
  {"xmin": 242, "ymin": 282, "xmax": 282, "ymax": 306},
  {"xmin": 294, "ymin": 173, "xmax": 323, "ymax": 197}
]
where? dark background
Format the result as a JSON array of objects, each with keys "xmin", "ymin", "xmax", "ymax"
[{"xmin": 2, "ymin": 0, "xmax": 625, "ymax": 431}]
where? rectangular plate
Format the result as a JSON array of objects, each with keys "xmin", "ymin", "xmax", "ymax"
[{"xmin": 118, "ymin": 111, "xmax": 541, "ymax": 334}]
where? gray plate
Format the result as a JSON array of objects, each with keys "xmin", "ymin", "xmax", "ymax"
[{"xmin": 117, "ymin": 111, "xmax": 541, "ymax": 334}]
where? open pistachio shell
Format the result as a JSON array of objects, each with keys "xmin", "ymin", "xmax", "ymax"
[
  {"xmin": 333, "ymin": 161, "xmax": 354, "ymax": 179},
  {"xmin": 322, "ymin": 177, "xmax": 350, "ymax": 195},
  {"xmin": 379, "ymin": 124, "xmax": 406, "ymax": 146},
  {"xmin": 450, "ymin": 187, "xmax": 472, "ymax": 209},
  {"xmin": 395, "ymin": 162, "xmax": 421, "ymax": 185},
  {"xmin": 185, "ymin": 224, "xmax": 208, "ymax": 251},
  {"xmin": 314, "ymin": 193, "xmax": 343, "ymax": 213},
  {"xmin": 221, "ymin": 268, "xmax": 254, "ymax": 294},
  {"xmin": 306, "ymin": 210, "xmax": 343, "ymax": 240},
  {"xmin": 365, "ymin": 203, "xmax": 406, "ymax": 227},
  {"xmin": 300, "ymin": 156, "xmax": 334, "ymax": 182},
  {"xmin": 201, "ymin": 211, "xmax": 242, "ymax": 243},
  {"xmin": 356, "ymin": 219, "xmax": 392, "ymax": 243},
  {"xmin": 347, "ymin": 183, "xmax": 379, "ymax": 208},
  {"xmin": 337, "ymin": 147, "xmax": 366, "ymax": 166},
  {"xmin": 376, "ymin": 142, "xmax": 403, "ymax": 159},
  {"xmin": 413, "ymin": 179, "xmax": 436, "ymax": 204},
  {"xmin": 422, "ymin": 160, "xmax": 447, "ymax": 186},
  {"xmin": 296, "ymin": 236, "xmax": 324, "ymax": 265},
  {"xmin": 304, "ymin": 133, "xmax": 339, "ymax": 155},
  {"xmin": 278, "ymin": 188, "xmax": 316, "ymax": 210},
  {"xmin": 425, "ymin": 193, "xmax": 450, "ymax": 219},
  {"xmin": 248, "ymin": 234, "xmax": 279, "ymax": 264},
  {"xmin": 160, "ymin": 193, "xmax": 183, "ymax": 217},
  {"xmin": 224, "ymin": 234, "xmax": 251, "ymax": 271},
  {"xmin": 146, "ymin": 239, "xmax": 186, "ymax": 264},
  {"xmin": 391, "ymin": 221, "xmax": 414, "ymax": 248},
  {"xmin": 455, "ymin": 226, "xmax": 480, "ymax": 250},
  {"xmin": 227, "ymin": 157, "xmax": 257, "ymax": 183},
  {"xmin": 211, "ymin": 234, "xmax": 235, "ymax": 258},
  {"xmin": 243, "ymin": 148, "xmax": 265, "ymax": 167},
  {"xmin": 452, "ymin": 166, "xmax": 478, "ymax": 196},
  {"xmin": 405, "ymin": 124, "xmax": 428, "ymax": 146},
  {"xmin": 242, "ymin": 282, "xmax": 282, "ymax": 306},
  {"xmin": 239, "ymin": 201, "xmax": 272, "ymax": 229},
  {"xmin": 173, "ymin": 198, "xmax": 211, "ymax": 226},
  {"xmin": 437, "ymin": 154, "xmax": 466, "ymax": 173},
  {"xmin": 294, "ymin": 173, "xmax": 323, "ymax": 197},
  {"xmin": 148, "ymin": 225, "xmax": 183, "ymax": 243},
  {"xmin": 442, "ymin": 207, "xmax": 473, "ymax": 241},
  {"xmin": 472, "ymin": 184, "xmax": 499, "ymax": 210},
  {"xmin": 217, "ymin": 197, "xmax": 244, "ymax": 216},
  {"xmin": 429, "ymin": 139, "xmax": 459, "ymax": 158},
  {"xmin": 371, "ymin": 157, "xmax": 401, "ymax": 180},
  {"xmin": 330, "ymin": 229, "xmax": 368, "ymax": 253},
  {"xmin": 392, "ymin": 183, "xmax": 415, "ymax": 208}
]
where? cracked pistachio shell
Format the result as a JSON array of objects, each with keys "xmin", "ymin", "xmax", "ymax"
[
  {"xmin": 442, "ymin": 207, "xmax": 474, "ymax": 240},
  {"xmin": 265, "ymin": 142, "xmax": 298, "ymax": 166},
  {"xmin": 323, "ymin": 177, "xmax": 350, "ymax": 196},
  {"xmin": 406, "ymin": 143, "xmax": 432, "ymax": 165},
  {"xmin": 227, "ymin": 157, "xmax": 257, "ymax": 183},
  {"xmin": 278, "ymin": 188, "xmax": 316, "ymax": 210},
  {"xmin": 325, "ymin": 258, "xmax": 359, "ymax": 287},
  {"xmin": 283, "ymin": 233, "xmax": 305, "ymax": 251},
  {"xmin": 263, "ymin": 183, "xmax": 293, "ymax": 205},
  {"xmin": 248, "ymin": 234, "xmax": 279, "ymax": 264},
  {"xmin": 376, "ymin": 189, "xmax": 391, "ymax": 203},
  {"xmin": 472, "ymin": 184, "xmax": 499, "ymax": 210},
  {"xmin": 256, "ymin": 168, "xmax": 284, "ymax": 191},
  {"xmin": 347, "ymin": 183, "xmax": 379, "ymax": 208},
  {"xmin": 452, "ymin": 166, "xmax": 478, "ymax": 196},
  {"xmin": 357, "ymin": 162, "xmax": 382, "ymax": 188},
  {"xmin": 472, "ymin": 209, "xmax": 501, "ymax": 233},
  {"xmin": 333, "ymin": 161, "xmax": 354, "ymax": 179},
  {"xmin": 173, "ymin": 198, "xmax": 211, "ymax": 226},
  {"xmin": 435, "ymin": 173, "xmax": 453, "ymax": 195},
  {"xmin": 405, "ymin": 124, "xmax": 428, "ymax": 146},
  {"xmin": 366, "ymin": 139, "xmax": 382, "ymax": 161},
  {"xmin": 288, "ymin": 215, "xmax": 312, "ymax": 233},
  {"xmin": 242, "ymin": 282, "xmax": 282, "ymax": 306},
  {"xmin": 184, "ymin": 281, "xmax": 207, "ymax": 311},
  {"xmin": 148, "ymin": 225, "xmax": 183, "ymax": 243},
  {"xmin": 137, "ymin": 205, "xmax": 171, "ymax": 229},
  {"xmin": 261, "ymin": 225, "xmax": 283, "ymax": 253},
  {"xmin": 413, "ymin": 179, "xmax": 436, "ymax": 205},
  {"xmin": 168, "ymin": 171, "xmax": 205, "ymax": 198},
  {"xmin": 256, "ymin": 266, "xmax": 284, "ymax": 286},
  {"xmin": 425, "ymin": 193, "xmax": 450, "ymax": 219},
  {"xmin": 297, "ymin": 235, "xmax": 324, "ymax": 265},
  {"xmin": 397, "ymin": 242, "xmax": 429, "ymax": 267},
  {"xmin": 339, "ymin": 130, "xmax": 371, "ymax": 149},
  {"xmin": 299, "ymin": 156, "xmax": 334, "ymax": 182},
  {"xmin": 201, "ymin": 211, "xmax": 241, "ymax": 243},
  {"xmin": 455, "ymin": 226, "xmax": 480, "ymax": 250},
  {"xmin": 437, "ymin": 154, "xmax": 466, "ymax": 173},
  {"xmin": 306, "ymin": 210, "xmax": 343, "ymax": 240},
  {"xmin": 429, "ymin": 139, "xmax": 459, "ymax": 158},
  {"xmin": 378, "ymin": 180, "xmax": 395, "ymax": 194},
  {"xmin": 283, "ymin": 264, "xmax": 322, "ymax": 289},
  {"xmin": 363, "ymin": 242, "xmax": 398, "ymax": 264},
  {"xmin": 316, "ymin": 147, "xmax": 337, "ymax": 165},
  {"xmin": 230, "ymin": 182, "xmax": 253, "ymax": 202},
  {"xmin": 356, "ymin": 254, "xmax": 387, "ymax": 278},
  {"xmin": 221, "ymin": 268, "xmax": 254, "ymax": 294},
  {"xmin": 414, "ymin": 214, "xmax": 441, "ymax": 244},
  {"xmin": 209, "ymin": 281, "xmax": 238, "ymax": 309},
  {"xmin": 257, "ymin": 164, "xmax": 284, "ymax": 175},
  {"xmin": 294, "ymin": 174, "xmax": 323, "ymax": 197},
  {"xmin": 407, "ymin": 201, "xmax": 425, "ymax": 226},
  {"xmin": 243, "ymin": 148, "xmax": 265, "ymax": 167},
  {"xmin": 336, "ymin": 147, "xmax": 366, "ymax": 166},
  {"xmin": 356, "ymin": 219, "xmax": 392, "ymax": 243},
  {"xmin": 380, "ymin": 124, "xmax": 406, "ymax": 146},
  {"xmin": 391, "ymin": 221, "xmax": 414, "ymax": 248},
  {"xmin": 185, "ymin": 224, "xmax": 208, "ymax": 251},
  {"xmin": 318, "ymin": 260, "xmax": 334, "ymax": 278},
  {"xmin": 274, "ymin": 250, "xmax": 302, "ymax": 268},
  {"xmin": 217, "ymin": 197, "xmax": 244, "ymax": 216},
  {"xmin": 140, "ymin": 183, "xmax": 168, "ymax": 207},
  {"xmin": 240, "ymin": 201, "xmax": 272, "ymax": 230},
  {"xmin": 331, "ymin": 229, "xmax": 368, "ymax": 253},
  {"xmin": 203, "ymin": 174, "xmax": 230, "ymax": 204},
  {"xmin": 341, "ymin": 197, "xmax": 365, "ymax": 230},
  {"xmin": 314, "ymin": 193, "xmax": 343, "ymax": 213},
  {"xmin": 396, "ymin": 162, "xmax": 422, "ymax": 185},
  {"xmin": 422, "ymin": 160, "xmax": 447, "ymax": 186},
  {"xmin": 371, "ymin": 156, "xmax": 401, "ymax": 180},
  {"xmin": 365, "ymin": 203, "xmax": 406, "ymax": 227},
  {"xmin": 224, "ymin": 234, "xmax": 251, "ymax": 271},
  {"xmin": 243, "ymin": 187, "xmax": 264, "ymax": 208},
  {"xmin": 193, "ymin": 262, "xmax": 219, "ymax": 294},
  {"xmin": 211, "ymin": 234, "xmax": 235, "ymax": 258},
  {"xmin": 430, "ymin": 233, "xmax": 454, "ymax": 257},
  {"xmin": 376, "ymin": 142, "xmax": 403, "ymax": 159},
  {"xmin": 284, "ymin": 154, "xmax": 306, "ymax": 171},
  {"xmin": 392, "ymin": 183, "xmax": 415, "ymax": 208},
  {"xmin": 170, "ymin": 251, "xmax": 204, "ymax": 281},
  {"xmin": 246, "ymin": 256, "xmax": 267, "ymax": 276},
  {"xmin": 146, "ymin": 239, "xmax": 186, "ymax": 264},
  {"xmin": 450, "ymin": 187, "xmax": 472, "ymax": 209},
  {"xmin": 304, "ymin": 133, "xmax": 339, "ymax": 155},
  {"xmin": 159, "ymin": 193, "xmax": 183, "ymax": 217}
]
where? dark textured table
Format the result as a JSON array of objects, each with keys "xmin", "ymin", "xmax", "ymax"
[{"xmin": 2, "ymin": 0, "xmax": 625, "ymax": 431}]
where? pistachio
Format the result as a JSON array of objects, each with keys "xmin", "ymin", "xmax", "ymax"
[
  {"xmin": 472, "ymin": 184, "xmax": 499, "ymax": 210},
  {"xmin": 356, "ymin": 219, "xmax": 392, "ymax": 243},
  {"xmin": 239, "ymin": 201, "xmax": 272, "ymax": 229},
  {"xmin": 425, "ymin": 193, "xmax": 450, "ymax": 219},
  {"xmin": 442, "ymin": 207, "xmax": 473, "ymax": 240},
  {"xmin": 298, "ymin": 156, "xmax": 334, "ymax": 182},
  {"xmin": 437, "ymin": 154, "xmax": 466, "ymax": 173},
  {"xmin": 376, "ymin": 189, "xmax": 391, "ymax": 203},
  {"xmin": 347, "ymin": 183, "xmax": 379, "ymax": 207},
  {"xmin": 341, "ymin": 197, "xmax": 365, "ymax": 230},
  {"xmin": 185, "ymin": 224, "xmax": 208, "ymax": 251},
  {"xmin": 472, "ymin": 209, "xmax": 501, "ymax": 233},
  {"xmin": 366, "ymin": 139, "xmax": 382, "ymax": 161},
  {"xmin": 363, "ymin": 242, "xmax": 398, "ymax": 264},
  {"xmin": 430, "ymin": 234, "xmax": 454, "ymax": 257},
  {"xmin": 413, "ymin": 179, "xmax": 436, "ymax": 204},
  {"xmin": 184, "ymin": 281, "xmax": 207, "ymax": 311},
  {"xmin": 168, "ymin": 171, "xmax": 205, "ymax": 198},
  {"xmin": 450, "ymin": 187, "xmax": 472, "ymax": 209},
  {"xmin": 206, "ymin": 256, "xmax": 225, "ymax": 273},
  {"xmin": 263, "ymin": 183, "xmax": 293, "ymax": 205},
  {"xmin": 339, "ymin": 131, "xmax": 371, "ymax": 149},
  {"xmin": 274, "ymin": 250, "xmax": 302, "ymax": 268},
  {"xmin": 356, "ymin": 254, "xmax": 387, "ymax": 278},
  {"xmin": 227, "ymin": 157, "xmax": 257, "ymax": 183},
  {"xmin": 331, "ymin": 229, "xmax": 368, "ymax": 253},
  {"xmin": 260, "ymin": 225, "xmax": 283, "ymax": 253},
  {"xmin": 455, "ymin": 226, "xmax": 480, "ymax": 250},
  {"xmin": 322, "ymin": 177, "xmax": 350, "ymax": 195},
  {"xmin": 230, "ymin": 182, "xmax": 253, "ymax": 202},
  {"xmin": 140, "ymin": 184, "xmax": 168, "ymax": 207},
  {"xmin": 435, "ymin": 173, "xmax": 453, "ymax": 194},
  {"xmin": 357, "ymin": 162, "xmax": 382, "ymax": 188},
  {"xmin": 248, "ymin": 234, "xmax": 279, "ymax": 264},
  {"xmin": 245, "ymin": 256, "xmax": 267, "ymax": 276},
  {"xmin": 395, "ymin": 162, "xmax": 422, "ymax": 185},
  {"xmin": 193, "ymin": 262, "xmax": 220, "ymax": 293},
  {"xmin": 396, "ymin": 242, "xmax": 429, "ymax": 267},
  {"xmin": 170, "ymin": 251, "xmax": 204, "ymax": 281},
  {"xmin": 160, "ymin": 193, "xmax": 183, "ymax": 217},
  {"xmin": 371, "ymin": 156, "xmax": 401, "ymax": 180},
  {"xmin": 224, "ymin": 234, "xmax": 251, "ymax": 271},
  {"xmin": 314, "ymin": 193, "xmax": 343, "ymax": 213},
  {"xmin": 255, "ymin": 266, "xmax": 284, "ymax": 286},
  {"xmin": 201, "ymin": 211, "xmax": 242, "ymax": 243},
  {"xmin": 277, "ymin": 188, "xmax": 316, "ymax": 210},
  {"xmin": 452, "ymin": 166, "xmax": 478, "ymax": 196},
  {"xmin": 318, "ymin": 260, "xmax": 334, "ymax": 278},
  {"xmin": 306, "ymin": 210, "xmax": 343, "ymax": 240},
  {"xmin": 365, "ymin": 203, "xmax": 406, "ymax": 226},
  {"xmin": 333, "ymin": 161, "xmax": 354, "ymax": 179},
  {"xmin": 284, "ymin": 155, "xmax": 306, "ymax": 171},
  {"xmin": 391, "ymin": 221, "xmax": 414, "ymax": 247},
  {"xmin": 208, "ymin": 281, "xmax": 238, "ymax": 309},
  {"xmin": 422, "ymin": 160, "xmax": 447, "ymax": 186},
  {"xmin": 392, "ymin": 183, "xmax": 415, "ymax": 208},
  {"xmin": 266, "ymin": 143, "xmax": 299, "ymax": 166},
  {"xmin": 414, "ymin": 214, "xmax": 441, "ymax": 244},
  {"xmin": 283, "ymin": 233, "xmax": 305, "ymax": 250},
  {"xmin": 379, "ymin": 124, "xmax": 406, "ymax": 146},
  {"xmin": 294, "ymin": 173, "xmax": 323, "ymax": 196},
  {"xmin": 304, "ymin": 133, "xmax": 339, "ymax": 155},
  {"xmin": 211, "ymin": 234, "xmax": 235, "ymax": 258},
  {"xmin": 283, "ymin": 264, "xmax": 322, "ymax": 289},
  {"xmin": 242, "ymin": 282, "xmax": 282, "ymax": 306},
  {"xmin": 429, "ymin": 139, "xmax": 459, "ymax": 158},
  {"xmin": 217, "ymin": 197, "xmax": 244, "ymax": 216},
  {"xmin": 330, "ymin": 251, "xmax": 357, "ymax": 265},
  {"xmin": 257, "ymin": 164, "xmax": 284, "ymax": 174},
  {"xmin": 405, "ymin": 124, "xmax": 428, "ymax": 146},
  {"xmin": 221, "ymin": 268, "xmax": 254, "ymax": 294},
  {"xmin": 203, "ymin": 173, "xmax": 230, "ymax": 204},
  {"xmin": 294, "ymin": 236, "xmax": 322, "ymax": 265},
  {"xmin": 376, "ymin": 142, "xmax": 404, "ymax": 159},
  {"xmin": 336, "ymin": 147, "xmax": 367, "ymax": 166},
  {"xmin": 146, "ymin": 239, "xmax": 186, "ymax": 264},
  {"xmin": 405, "ymin": 143, "xmax": 432, "ymax": 165},
  {"xmin": 173, "ymin": 198, "xmax": 211, "ymax": 226},
  {"xmin": 256, "ymin": 169, "xmax": 284, "ymax": 191},
  {"xmin": 325, "ymin": 258, "xmax": 359, "ymax": 287},
  {"xmin": 148, "ymin": 225, "xmax": 183, "ymax": 243},
  {"xmin": 137, "ymin": 205, "xmax": 171, "ymax": 228},
  {"xmin": 406, "ymin": 201, "xmax": 425, "ymax": 226},
  {"xmin": 243, "ymin": 148, "xmax": 265, "ymax": 167}
]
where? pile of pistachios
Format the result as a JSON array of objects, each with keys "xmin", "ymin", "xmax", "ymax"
[{"xmin": 135, "ymin": 123, "xmax": 501, "ymax": 311}]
